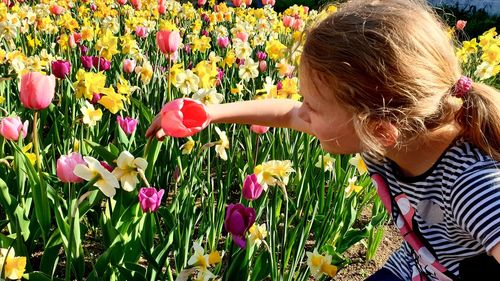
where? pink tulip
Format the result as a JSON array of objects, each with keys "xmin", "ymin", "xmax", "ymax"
[
  {"xmin": 117, "ymin": 116, "xmax": 138, "ymax": 135},
  {"xmin": 51, "ymin": 60, "xmax": 71, "ymax": 79},
  {"xmin": 261, "ymin": 0, "xmax": 275, "ymax": 6},
  {"xmin": 160, "ymin": 98, "xmax": 211, "ymax": 138},
  {"xmin": 0, "ymin": 116, "xmax": 28, "ymax": 141},
  {"xmin": 123, "ymin": 59, "xmax": 136, "ymax": 73},
  {"xmin": 198, "ymin": 0, "xmax": 207, "ymax": 6},
  {"xmin": 242, "ymin": 174, "xmax": 263, "ymax": 200},
  {"xmin": 49, "ymin": 4, "xmax": 65, "ymax": 15},
  {"xmin": 90, "ymin": 3, "xmax": 97, "ymax": 11},
  {"xmin": 57, "ymin": 153, "xmax": 85, "ymax": 183},
  {"xmin": 258, "ymin": 60, "xmax": 267, "ymax": 72},
  {"xmin": 138, "ymin": 187, "xmax": 165, "ymax": 213},
  {"xmin": 256, "ymin": 51, "xmax": 267, "ymax": 61},
  {"xmin": 283, "ymin": 15, "xmax": 295, "ymax": 28},
  {"xmin": 225, "ymin": 203, "xmax": 255, "ymax": 248},
  {"xmin": 135, "ymin": 26, "xmax": 148, "ymax": 38},
  {"xmin": 456, "ymin": 20, "xmax": 467, "ymax": 31},
  {"xmin": 156, "ymin": 30, "xmax": 181, "ymax": 55},
  {"xmin": 303, "ymin": 6, "xmax": 309, "ymax": 14},
  {"xmin": 117, "ymin": 0, "xmax": 127, "ymax": 5},
  {"xmin": 250, "ymin": 124, "xmax": 269, "ymax": 134},
  {"xmin": 217, "ymin": 36, "xmax": 230, "ymax": 48},
  {"xmin": 236, "ymin": 32, "xmax": 248, "ymax": 42},
  {"xmin": 130, "ymin": 0, "xmax": 141, "ymax": 10},
  {"xmin": 292, "ymin": 18, "xmax": 303, "ymax": 30},
  {"xmin": 245, "ymin": 0, "xmax": 252, "ymax": 6},
  {"xmin": 158, "ymin": 3, "xmax": 166, "ymax": 15},
  {"xmin": 232, "ymin": 0, "xmax": 243, "ymax": 7},
  {"xmin": 20, "ymin": 72, "xmax": 56, "ymax": 110}
]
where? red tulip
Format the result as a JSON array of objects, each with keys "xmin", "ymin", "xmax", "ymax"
[
  {"xmin": 261, "ymin": 0, "xmax": 275, "ymax": 6},
  {"xmin": 232, "ymin": 0, "xmax": 243, "ymax": 7},
  {"xmin": 49, "ymin": 4, "xmax": 65, "ymax": 15},
  {"xmin": 242, "ymin": 174, "xmax": 263, "ymax": 200},
  {"xmin": 0, "ymin": 116, "xmax": 28, "ymax": 141},
  {"xmin": 130, "ymin": 0, "xmax": 141, "ymax": 10},
  {"xmin": 116, "ymin": 0, "xmax": 127, "ymax": 5},
  {"xmin": 456, "ymin": 20, "xmax": 467, "ymax": 31},
  {"xmin": 160, "ymin": 98, "xmax": 211, "ymax": 138},
  {"xmin": 57, "ymin": 153, "xmax": 85, "ymax": 183},
  {"xmin": 225, "ymin": 203, "xmax": 256, "ymax": 248},
  {"xmin": 156, "ymin": 30, "xmax": 181, "ymax": 55},
  {"xmin": 20, "ymin": 72, "xmax": 56, "ymax": 110},
  {"xmin": 250, "ymin": 124, "xmax": 269, "ymax": 134}
]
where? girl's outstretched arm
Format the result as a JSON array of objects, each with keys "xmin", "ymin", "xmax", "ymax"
[{"xmin": 145, "ymin": 99, "xmax": 313, "ymax": 140}]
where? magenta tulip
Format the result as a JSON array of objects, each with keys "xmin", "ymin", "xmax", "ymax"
[
  {"xmin": 57, "ymin": 153, "xmax": 85, "ymax": 183},
  {"xmin": 156, "ymin": 30, "xmax": 181, "ymax": 55},
  {"xmin": 0, "ymin": 116, "xmax": 28, "ymax": 141},
  {"xmin": 51, "ymin": 60, "xmax": 71, "ymax": 79},
  {"xmin": 217, "ymin": 36, "xmax": 230, "ymax": 49},
  {"xmin": 160, "ymin": 98, "xmax": 211, "ymax": 138},
  {"xmin": 20, "ymin": 72, "xmax": 56, "ymax": 110},
  {"xmin": 242, "ymin": 174, "xmax": 263, "ymax": 200},
  {"xmin": 138, "ymin": 187, "xmax": 165, "ymax": 212},
  {"xmin": 81, "ymin": 56, "xmax": 93, "ymax": 70},
  {"xmin": 117, "ymin": 116, "xmax": 138, "ymax": 135},
  {"xmin": 92, "ymin": 56, "xmax": 111, "ymax": 71},
  {"xmin": 225, "ymin": 203, "xmax": 256, "ymax": 248}
]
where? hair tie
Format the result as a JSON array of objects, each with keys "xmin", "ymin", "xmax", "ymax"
[{"xmin": 452, "ymin": 76, "xmax": 472, "ymax": 98}]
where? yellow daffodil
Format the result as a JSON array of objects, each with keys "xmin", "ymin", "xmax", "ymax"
[
  {"xmin": 249, "ymin": 223, "xmax": 268, "ymax": 247},
  {"xmin": 73, "ymin": 70, "xmax": 107, "ymax": 100},
  {"xmin": 0, "ymin": 96, "xmax": 5, "ymax": 104},
  {"xmin": 135, "ymin": 61, "xmax": 154, "ymax": 84},
  {"xmin": 348, "ymin": 153, "xmax": 367, "ymax": 175},
  {"xmin": 192, "ymin": 35, "xmax": 211, "ymax": 53},
  {"xmin": 73, "ymin": 156, "xmax": 119, "ymax": 197},
  {"xmin": 345, "ymin": 176, "xmax": 363, "ymax": 197},
  {"xmin": 185, "ymin": 242, "xmax": 221, "ymax": 281},
  {"xmin": 254, "ymin": 160, "xmax": 295, "ymax": 190},
  {"xmin": 315, "ymin": 154, "xmax": 335, "ymax": 172},
  {"xmin": 98, "ymin": 87, "xmax": 126, "ymax": 114},
  {"xmin": 168, "ymin": 63, "xmax": 184, "ymax": 86},
  {"xmin": 481, "ymin": 43, "xmax": 500, "ymax": 65},
  {"xmin": 265, "ymin": 39, "xmax": 287, "ymax": 61},
  {"xmin": 223, "ymin": 49, "xmax": 236, "ymax": 67},
  {"xmin": 180, "ymin": 138, "xmax": 195, "ymax": 154},
  {"xmin": 306, "ymin": 249, "xmax": 337, "ymax": 279},
  {"xmin": 0, "ymin": 248, "xmax": 26, "ymax": 280},
  {"xmin": 22, "ymin": 142, "xmax": 36, "ymax": 166},
  {"xmin": 95, "ymin": 29, "xmax": 119, "ymax": 61},
  {"xmin": 111, "ymin": 151, "xmax": 148, "ymax": 192},
  {"xmin": 81, "ymin": 101, "xmax": 103, "ymax": 127}
]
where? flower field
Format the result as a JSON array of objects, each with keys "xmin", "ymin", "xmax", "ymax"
[{"xmin": 0, "ymin": 0, "xmax": 498, "ymax": 280}]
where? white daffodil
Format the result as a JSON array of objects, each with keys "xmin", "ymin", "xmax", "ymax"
[
  {"xmin": 345, "ymin": 176, "xmax": 363, "ymax": 197},
  {"xmin": 112, "ymin": 151, "xmax": 148, "ymax": 192},
  {"xmin": 306, "ymin": 249, "xmax": 337, "ymax": 279},
  {"xmin": 249, "ymin": 223, "xmax": 268, "ymax": 247},
  {"xmin": 238, "ymin": 58, "xmax": 259, "ymax": 82},
  {"xmin": 214, "ymin": 126, "xmax": 229, "ymax": 161},
  {"xmin": 73, "ymin": 156, "xmax": 119, "ymax": 197},
  {"xmin": 175, "ymin": 69, "xmax": 200, "ymax": 95},
  {"xmin": 233, "ymin": 38, "xmax": 252, "ymax": 59},
  {"xmin": 186, "ymin": 242, "xmax": 221, "ymax": 281},
  {"xmin": 192, "ymin": 88, "xmax": 224, "ymax": 105},
  {"xmin": 348, "ymin": 153, "xmax": 368, "ymax": 175},
  {"xmin": 315, "ymin": 154, "xmax": 336, "ymax": 172}
]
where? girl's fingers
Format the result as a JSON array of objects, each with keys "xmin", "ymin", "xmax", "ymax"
[{"xmin": 156, "ymin": 129, "xmax": 166, "ymax": 141}]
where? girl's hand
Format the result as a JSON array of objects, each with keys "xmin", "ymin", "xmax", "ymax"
[
  {"xmin": 146, "ymin": 98, "xmax": 211, "ymax": 139},
  {"xmin": 146, "ymin": 113, "xmax": 166, "ymax": 140}
]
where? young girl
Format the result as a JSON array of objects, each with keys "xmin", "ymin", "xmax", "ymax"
[{"xmin": 147, "ymin": 0, "xmax": 500, "ymax": 280}]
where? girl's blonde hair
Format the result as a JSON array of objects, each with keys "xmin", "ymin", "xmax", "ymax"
[{"xmin": 302, "ymin": 0, "xmax": 500, "ymax": 160}]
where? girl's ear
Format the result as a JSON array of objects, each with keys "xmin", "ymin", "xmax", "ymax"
[{"xmin": 370, "ymin": 121, "xmax": 400, "ymax": 148}]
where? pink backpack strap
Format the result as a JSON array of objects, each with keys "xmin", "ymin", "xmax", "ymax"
[{"xmin": 371, "ymin": 173, "xmax": 455, "ymax": 281}]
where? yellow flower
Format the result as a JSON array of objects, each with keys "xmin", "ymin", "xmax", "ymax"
[
  {"xmin": 214, "ymin": 126, "xmax": 229, "ymax": 161},
  {"xmin": 306, "ymin": 249, "xmax": 337, "ymax": 279},
  {"xmin": 479, "ymin": 27, "xmax": 497, "ymax": 48},
  {"xmin": 73, "ymin": 156, "xmax": 119, "ymax": 197},
  {"xmin": 223, "ymin": 49, "xmax": 236, "ymax": 67},
  {"xmin": 180, "ymin": 138, "xmax": 195, "ymax": 154},
  {"xmin": 345, "ymin": 176, "xmax": 363, "ymax": 197},
  {"xmin": 193, "ymin": 60, "xmax": 218, "ymax": 89},
  {"xmin": 348, "ymin": 153, "xmax": 367, "ymax": 175},
  {"xmin": 0, "ymin": 248, "xmax": 26, "ymax": 280},
  {"xmin": 192, "ymin": 88, "xmax": 224, "ymax": 105},
  {"xmin": 174, "ymin": 69, "xmax": 200, "ymax": 95},
  {"xmin": 249, "ymin": 223, "xmax": 267, "ymax": 247},
  {"xmin": 481, "ymin": 43, "xmax": 500, "ymax": 65},
  {"xmin": 254, "ymin": 160, "xmax": 295, "ymax": 190},
  {"xmin": 135, "ymin": 61, "xmax": 154, "ymax": 85},
  {"xmin": 276, "ymin": 59, "xmax": 294, "ymax": 77},
  {"xmin": 315, "ymin": 154, "xmax": 335, "ymax": 172},
  {"xmin": 168, "ymin": 63, "xmax": 184, "ymax": 86},
  {"xmin": 462, "ymin": 38, "xmax": 478, "ymax": 54},
  {"xmin": 186, "ymin": 242, "xmax": 220, "ymax": 281},
  {"xmin": 111, "ymin": 151, "xmax": 148, "ymax": 192},
  {"xmin": 474, "ymin": 61, "xmax": 495, "ymax": 81},
  {"xmin": 120, "ymin": 34, "xmax": 139, "ymax": 55},
  {"xmin": 73, "ymin": 70, "xmax": 107, "ymax": 100},
  {"xmin": 116, "ymin": 76, "xmax": 138, "ymax": 104},
  {"xmin": 22, "ymin": 142, "xmax": 36, "ymax": 166},
  {"xmin": 265, "ymin": 39, "xmax": 287, "ymax": 61},
  {"xmin": 95, "ymin": 29, "xmax": 119, "ymax": 61},
  {"xmin": 98, "ymin": 87, "xmax": 126, "ymax": 114},
  {"xmin": 81, "ymin": 101, "xmax": 103, "ymax": 127},
  {"xmin": 0, "ymin": 96, "xmax": 5, "ymax": 104},
  {"xmin": 192, "ymin": 36, "xmax": 212, "ymax": 53},
  {"xmin": 233, "ymin": 39, "xmax": 252, "ymax": 59}
]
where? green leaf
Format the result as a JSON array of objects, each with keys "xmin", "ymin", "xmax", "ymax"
[
  {"xmin": 250, "ymin": 251, "xmax": 271, "ymax": 281},
  {"xmin": 84, "ymin": 139, "xmax": 118, "ymax": 164}
]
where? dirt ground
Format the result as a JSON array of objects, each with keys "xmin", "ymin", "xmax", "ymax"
[{"xmin": 334, "ymin": 223, "xmax": 402, "ymax": 281}]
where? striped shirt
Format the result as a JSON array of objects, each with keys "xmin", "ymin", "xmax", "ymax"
[{"xmin": 362, "ymin": 139, "xmax": 500, "ymax": 280}]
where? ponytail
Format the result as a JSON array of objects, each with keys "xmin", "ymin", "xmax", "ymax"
[{"xmin": 455, "ymin": 82, "xmax": 500, "ymax": 161}]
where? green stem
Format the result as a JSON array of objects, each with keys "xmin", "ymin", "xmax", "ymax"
[
  {"xmin": 33, "ymin": 110, "xmax": 48, "ymax": 242},
  {"xmin": 66, "ymin": 183, "xmax": 73, "ymax": 281}
]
